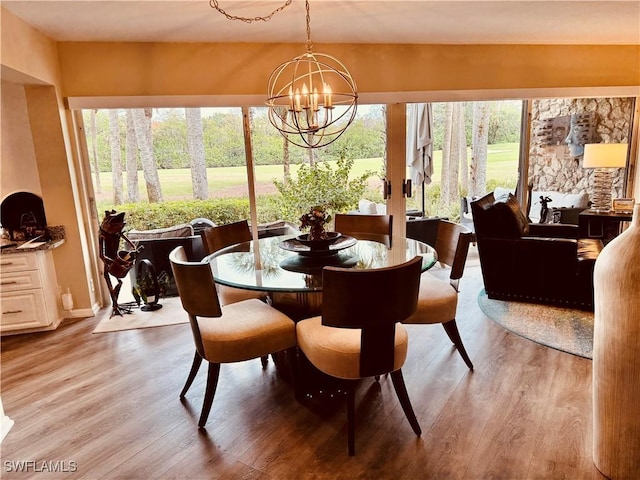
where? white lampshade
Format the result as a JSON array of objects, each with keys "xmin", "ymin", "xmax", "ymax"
[{"xmin": 583, "ymin": 143, "xmax": 628, "ymax": 168}]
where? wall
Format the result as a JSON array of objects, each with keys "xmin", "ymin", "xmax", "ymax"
[
  {"xmin": 58, "ymin": 43, "xmax": 640, "ymax": 105},
  {"xmin": 0, "ymin": 80, "xmax": 42, "ymax": 198},
  {"xmin": 1, "ymin": 8, "xmax": 96, "ymax": 315},
  {"xmin": 529, "ymin": 98, "xmax": 634, "ymax": 199}
]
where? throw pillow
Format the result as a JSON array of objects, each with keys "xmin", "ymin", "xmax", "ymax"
[{"xmin": 358, "ymin": 199, "xmax": 378, "ymax": 215}]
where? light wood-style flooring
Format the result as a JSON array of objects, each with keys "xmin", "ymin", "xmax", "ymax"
[{"xmin": 1, "ymin": 248, "xmax": 606, "ymax": 479}]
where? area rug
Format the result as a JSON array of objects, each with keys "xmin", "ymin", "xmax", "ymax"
[
  {"xmin": 477, "ymin": 290, "xmax": 594, "ymax": 359},
  {"xmin": 92, "ymin": 297, "xmax": 188, "ymax": 333}
]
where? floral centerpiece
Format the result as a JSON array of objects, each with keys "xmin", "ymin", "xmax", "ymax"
[{"xmin": 299, "ymin": 206, "xmax": 332, "ymax": 241}]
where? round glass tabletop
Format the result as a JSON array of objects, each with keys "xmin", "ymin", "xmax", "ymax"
[{"xmin": 207, "ymin": 234, "xmax": 437, "ymax": 294}]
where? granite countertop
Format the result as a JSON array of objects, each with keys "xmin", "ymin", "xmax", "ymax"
[{"xmin": 0, "ymin": 225, "xmax": 66, "ymax": 254}]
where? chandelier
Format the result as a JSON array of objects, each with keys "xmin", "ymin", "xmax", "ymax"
[
  {"xmin": 266, "ymin": 1, "xmax": 358, "ymax": 148},
  {"xmin": 210, "ymin": 0, "xmax": 358, "ymax": 148}
]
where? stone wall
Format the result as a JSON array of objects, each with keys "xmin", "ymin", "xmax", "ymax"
[{"xmin": 529, "ymin": 97, "xmax": 633, "ymax": 200}]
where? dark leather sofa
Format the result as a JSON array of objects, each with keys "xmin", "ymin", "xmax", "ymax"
[{"xmin": 471, "ymin": 192, "xmax": 603, "ymax": 310}]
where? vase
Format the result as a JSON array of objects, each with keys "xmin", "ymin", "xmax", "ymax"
[{"xmin": 592, "ymin": 203, "xmax": 640, "ymax": 479}]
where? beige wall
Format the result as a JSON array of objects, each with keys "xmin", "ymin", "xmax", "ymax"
[
  {"xmin": 2, "ymin": 4, "xmax": 640, "ymax": 315},
  {"xmin": 1, "ymin": 7, "xmax": 96, "ymax": 314},
  {"xmin": 1, "ymin": 80, "xmax": 42, "ymax": 197},
  {"xmin": 59, "ymin": 42, "xmax": 640, "ymax": 105}
]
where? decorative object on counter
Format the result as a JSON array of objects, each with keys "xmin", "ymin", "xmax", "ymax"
[
  {"xmin": 611, "ymin": 198, "xmax": 634, "ymax": 214},
  {"xmin": 132, "ymin": 259, "xmax": 165, "ymax": 312},
  {"xmin": 0, "ymin": 225, "xmax": 17, "ymax": 249},
  {"xmin": 99, "ymin": 210, "xmax": 139, "ymax": 317},
  {"xmin": 299, "ymin": 205, "xmax": 331, "ymax": 241},
  {"xmin": 592, "ymin": 203, "xmax": 640, "ymax": 479},
  {"xmin": 0, "ymin": 192, "xmax": 48, "ymax": 241}
]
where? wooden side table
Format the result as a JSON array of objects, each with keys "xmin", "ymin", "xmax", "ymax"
[{"xmin": 578, "ymin": 210, "xmax": 633, "ymax": 244}]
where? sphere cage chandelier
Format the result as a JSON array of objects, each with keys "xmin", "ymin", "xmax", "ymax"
[
  {"xmin": 266, "ymin": 1, "xmax": 358, "ymax": 148},
  {"xmin": 210, "ymin": 0, "xmax": 358, "ymax": 149}
]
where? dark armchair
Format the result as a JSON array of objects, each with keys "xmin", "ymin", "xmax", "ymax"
[{"xmin": 471, "ymin": 192, "xmax": 602, "ymax": 310}]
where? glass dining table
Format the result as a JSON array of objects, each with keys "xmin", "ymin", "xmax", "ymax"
[
  {"xmin": 206, "ymin": 232, "xmax": 437, "ymax": 320},
  {"xmin": 206, "ymin": 232, "xmax": 437, "ymax": 405}
]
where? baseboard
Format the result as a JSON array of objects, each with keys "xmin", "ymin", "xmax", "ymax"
[{"xmin": 65, "ymin": 306, "xmax": 98, "ymax": 318}]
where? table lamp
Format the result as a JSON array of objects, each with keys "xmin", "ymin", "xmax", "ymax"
[{"xmin": 582, "ymin": 143, "xmax": 628, "ymax": 212}]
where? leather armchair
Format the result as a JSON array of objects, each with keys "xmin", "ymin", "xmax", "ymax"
[{"xmin": 471, "ymin": 192, "xmax": 602, "ymax": 310}]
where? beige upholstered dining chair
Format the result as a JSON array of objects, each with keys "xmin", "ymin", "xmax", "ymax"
[
  {"xmin": 404, "ymin": 219, "xmax": 474, "ymax": 370},
  {"xmin": 169, "ymin": 246, "xmax": 297, "ymax": 428},
  {"xmin": 296, "ymin": 256, "xmax": 423, "ymax": 455},
  {"xmin": 201, "ymin": 220, "xmax": 267, "ymax": 306}
]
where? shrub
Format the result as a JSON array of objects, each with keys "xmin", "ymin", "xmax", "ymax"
[
  {"xmin": 115, "ymin": 196, "xmax": 286, "ymax": 230},
  {"xmin": 273, "ymin": 158, "xmax": 374, "ymax": 221}
]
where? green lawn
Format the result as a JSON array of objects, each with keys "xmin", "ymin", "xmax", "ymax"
[{"xmin": 95, "ymin": 142, "xmax": 519, "ymax": 206}]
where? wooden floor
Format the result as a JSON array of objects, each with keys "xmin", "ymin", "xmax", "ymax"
[{"xmin": 1, "ymin": 248, "xmax": 606, "ymax": 479}]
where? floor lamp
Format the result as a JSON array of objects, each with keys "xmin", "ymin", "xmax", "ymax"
[{"xmin": 582, "ymin": 143, "xmax": 628, "ymax": 212}]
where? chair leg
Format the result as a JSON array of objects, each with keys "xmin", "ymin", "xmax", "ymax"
[
  {"xmin": 180, "ymin": 351, "xmax": 203, "ymax": 398},
  {"xmin": 198, "ymin": 362, "xmax": 221, "ymax": 428},
  {"xmin": 441, "ymin": 319, "xmax": 474, "ymax": 370},
  {"xmin": 390, "ymin": 369, "xmax": 422, "ymax": 436},
  {"xmin": 347, "ymin": 385, "xmax": 356, "ymax": 456}
]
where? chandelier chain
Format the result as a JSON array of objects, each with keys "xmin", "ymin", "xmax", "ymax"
[
  {"xmin": 209, "ymin": 0, "xmax": 293, "ymax": 24},
  {"xmin": 305, "ymin": 0, "xmax": 313, "ymax": 52}
]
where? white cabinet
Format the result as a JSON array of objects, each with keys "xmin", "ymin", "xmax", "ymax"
[{"xmin": 0, "ymin": 250, "xmax": 62, "ymax": 334}]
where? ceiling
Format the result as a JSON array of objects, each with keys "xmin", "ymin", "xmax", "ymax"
[{"xmin": 2, "ymin": 0, "xmax": 640, "ymax": 45}]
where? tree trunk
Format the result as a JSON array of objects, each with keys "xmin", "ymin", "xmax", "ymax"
[
  {"xmin": 440, "ymin": 103, "xmax": 454, "ymax": 206},
  {"xmin": 185, "ymin": 108, "xmax": 209, "ymax": 200},
  {"xmin": 132, "ymin": 108, "xmax": 163, "ymax": 203},
  {"xmin": 447, "ymin": 103, "xmax": 461, "ymax": 205},
  {"xmin": 125, "ymin": 110, "xmax": 140, "ymax": 203},
  {"xmin": 307, "ymin": 136, "xmax": 316, "ymax": 167},
  {"xmin": 280, "ymin": 107, "xmax": 290, "ymax": 178},
  {"xmin": 471, "ymin": 101, "xmax": 490, "ymax": 196},
  {"xmin": 89, "ymin": 110, "xmax": 102, "ymax": 194},
  {"xmin": 458, "ymin": 104, "xmax": 469, "ymax": 194},
  {"xmin": 108, "ymin": 109, "xmax": 124, "ymax": 205}
]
